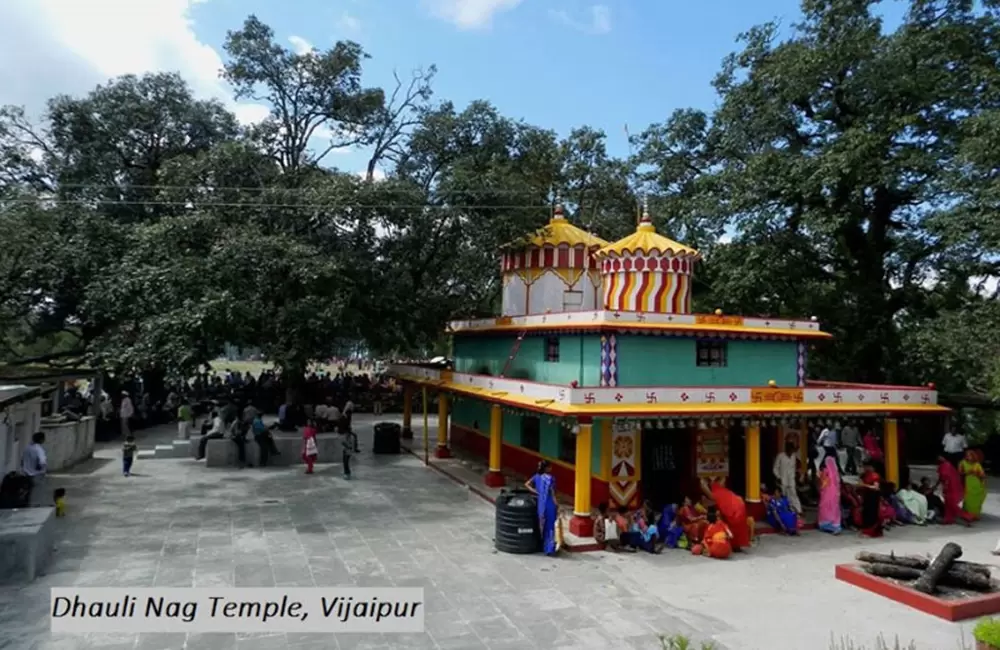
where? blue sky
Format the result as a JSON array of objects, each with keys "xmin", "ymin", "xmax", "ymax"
[
  {"xmin": 0, "ymin": 0, "xmax": 906, "ymax": 175},
  {"xmin": 182, "ymin": 0, "xmax": 907, "ymax": 171}
]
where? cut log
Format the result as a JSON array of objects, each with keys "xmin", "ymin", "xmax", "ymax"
[
  {"xmin": 856, "ymin": 552, "xmax": 926, "ymax": 570},
  {"xmin": 856, "ymin": 551, "xmax": 992, "ymax": 578},
  {"xmin": 915, "ymin": 543, "xmax": 963, "ymax": 594},
  {"xmin": 862, "ymin": 562, "xmax": 994, "ymax": 592}
]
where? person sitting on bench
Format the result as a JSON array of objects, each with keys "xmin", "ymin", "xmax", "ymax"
[{"xmin": 196, "ymin": 411, "xmax": 224, "ymax": 460}]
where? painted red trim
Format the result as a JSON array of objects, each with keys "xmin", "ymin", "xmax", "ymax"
[
  {"xmin": 835, "ymin": 564, "xmax": 1000, "ymax": 622},
  {"xmin": 806, "ymin": 380, "xmax": 932, "ymax": 392}
]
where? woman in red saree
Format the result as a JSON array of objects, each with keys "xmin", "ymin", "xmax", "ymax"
[
  {"xmin": 677, "ymin": 496, "xmax": 708, "ymax": 543},
  {"xmin": 701, "ymin": 509, "xmax": 733, "ymax": 559},
  {"xmin": 701, "ymin": 478, "xmax": 752, "ymax": 551},
  {"xmin": 858, "ymin": 462, "xmax": 883, "ymax": 537},
  {"xmin": 937, "ymin": 456, "xmax": 972, "ymax": 526}
]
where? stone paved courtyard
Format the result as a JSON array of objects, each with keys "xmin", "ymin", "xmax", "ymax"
[{"xmin": 3, "ymin": 415, "xmax": 1000, "ymax": 650}]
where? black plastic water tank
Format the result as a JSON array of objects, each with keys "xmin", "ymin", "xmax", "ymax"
[
  {"xmin": 372, "ymin": 422, "xmax": 401, "ymax": 454},
  {"xmin": 495, "ymin": 488, "xmax": 541, "ymax": 554}
]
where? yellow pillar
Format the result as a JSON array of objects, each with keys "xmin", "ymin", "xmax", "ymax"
[
  {"xmin": 600, "ymin": 419, "xmax": 613, "ymax": 481},
  {"xmin": 402, "ymin": 385, "xmax": 413, "ymax": 438},
  {"xmin": 435, "ymin": 393, "xmax": 451, "ymax": 458},
  {"xmin": 485, "ymin": 405, "xmax": 504, "ymax": 487},
  {"xmin": 884, "ymin": 418, "xmax": 900, "ymax": 487},
  {"xmin": 745, "ymin": 423, "xmax": 761, "ymax": 502},
  {"xmin": 570, "ymin": 421, "xmax": 594, "ymax": 536}
]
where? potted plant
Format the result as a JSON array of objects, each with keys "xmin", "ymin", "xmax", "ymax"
[{"xmin": 975, "ymin": 619, "xmax": 1000, "ymax": 650}]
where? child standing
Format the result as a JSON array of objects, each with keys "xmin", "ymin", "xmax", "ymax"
[
  {"xmin": 122, "ymin": 435, "xmax": 137, "ymax": 476},
  {"xmin": 302, "ymin": 419, "xmax": 318, "ymax": 475},
  {"xmin": 342, "ymin": 428, "xmax": 358, "ymax": 479}
]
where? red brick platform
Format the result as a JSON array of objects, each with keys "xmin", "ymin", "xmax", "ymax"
[{"xmin": 835, "ymin": 563, "xmax": 1000, "ymax": 622}]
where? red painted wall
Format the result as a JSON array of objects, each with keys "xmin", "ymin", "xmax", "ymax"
[{"xmin": 450, "ymin": 424, "xmax": 609, "ymax": 506}]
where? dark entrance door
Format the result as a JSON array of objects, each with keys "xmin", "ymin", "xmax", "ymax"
[
  {"xmin": 727, "ymin": 425, "xmax": 746, "ymax": 498},
  {"xmin": 641, "ymin": 427, "xmax": 692, "ymax": 509}
]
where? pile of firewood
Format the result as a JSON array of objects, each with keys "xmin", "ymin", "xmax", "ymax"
[{"xmin": 857, "ymin": 543, "xmax": 996, "ymax": 595}]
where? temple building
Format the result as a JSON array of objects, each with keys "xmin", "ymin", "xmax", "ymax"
[{"xmin": 390, "ymin": 201, "xmax": 949, "ymax": 538}]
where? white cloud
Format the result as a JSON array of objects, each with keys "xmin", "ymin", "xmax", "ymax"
[
  {"xmin": 424, "ymin": 0, "xmax": 523, "ymax": 29},
  {"xmin": 288, "ymin": 35, "xmax": 313, "ymax": 55},
  {"xmin": 338, "ymin": 12, "xmax": 362, "ymax": 34},
  {"xmin": 550, "ymin": 4, "xmax": 612, "ymax": 35},
  {"xmin": 0, "ymin": 0, "xmax": 267, "ymax": 124},
  {"xmin": 359, "ymin": 167, "xmax": 387, "ymax": 181}
]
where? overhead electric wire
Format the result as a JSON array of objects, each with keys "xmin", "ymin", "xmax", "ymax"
[
  {"xmin": 0, "ymin": 197, "xmax": 552, "ymax": 210},
  {"xmin": 8, "ymin": 182, "xmax": 584, "ymax": 197}
]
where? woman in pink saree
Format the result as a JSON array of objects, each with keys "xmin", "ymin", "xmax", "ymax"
[{"xmin": 817, "ymin": 456, "xmax": 842, "ymax": 534}]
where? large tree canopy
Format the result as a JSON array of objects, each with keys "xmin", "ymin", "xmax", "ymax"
[{"xmin": 0, "ymin": 4, "xmax": 997, "ymax": 404}]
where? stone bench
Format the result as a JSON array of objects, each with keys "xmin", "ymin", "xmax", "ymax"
[
  {"xmin": 0, "ymin": 507, "xmax": 56, "ymax": 584},
  {"xmin": 204, "ymin": 433, "xmax": 343, "ymax": 468}
]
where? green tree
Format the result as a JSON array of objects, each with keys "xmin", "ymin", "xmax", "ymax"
[{"xmin": 634, "ymin": 0, "xmax": 1000, "ymax": 387}]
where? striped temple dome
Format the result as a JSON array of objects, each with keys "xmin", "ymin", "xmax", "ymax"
[
  {"xmin": 594, "ymin": 200, "xmax": 701, "ymax": 314},
  {"xmin": 500, "ymin": 204, "xmax": 609, "ymax": 316}
]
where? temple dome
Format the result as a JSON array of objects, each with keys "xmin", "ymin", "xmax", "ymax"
[
  {"xmin": 594, "ymin": 200, "xmax": 701, "ymax": 314},
  {"xmin": 500, "ymin": 204, "xmax": 607, "ymax": 316}
]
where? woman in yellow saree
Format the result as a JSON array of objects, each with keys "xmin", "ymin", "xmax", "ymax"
[{"xmin": 959, "ymin": 449, "xmax": 987, "ymax": 520}]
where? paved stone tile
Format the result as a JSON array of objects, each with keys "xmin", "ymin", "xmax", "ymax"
[{"xmin": 22, "ymin": 415, "xmax": 998, "ymax": 650}]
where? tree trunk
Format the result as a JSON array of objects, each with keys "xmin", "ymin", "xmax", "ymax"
[
  {"xmin": 914, "ymin": 542, "xmax": 963, "ymax": 594},
  {"xmin": 856, "ymin": 551, "xmax": 991, "ymax": 578},
  {"xmin": 863, "ymin": 562, "xmax": 993, "ymax": 592},
  {"xmin": 281, "ymin": 361, "xmax": 307, "ymax": 405}
]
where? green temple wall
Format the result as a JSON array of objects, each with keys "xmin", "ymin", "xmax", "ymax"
[
  {"xmin": 453, "ymin": 335, "xmax": 602, "ymax": 385},
  {"xmin": 615, "ymin": 336, "xmax": 799, "ymax": 387}
]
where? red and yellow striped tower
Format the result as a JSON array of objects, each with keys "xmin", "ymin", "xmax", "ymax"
[{"xmin": 595, "ymin": 199, "xmax": 701, "ymax": 313}]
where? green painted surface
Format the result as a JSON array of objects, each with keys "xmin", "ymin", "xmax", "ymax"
[
  {"xmin": 616, "ymin": 336, "xmax": 798, "ymax": 387},
  {"xmin": 451, "ymin": 396, "xmax": 604, "ymax": 476},
  {"xmin": 453, "ymin": 335, "xmax": 601, "ymax": 385}
]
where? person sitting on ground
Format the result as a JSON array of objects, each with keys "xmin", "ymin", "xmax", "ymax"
[
  {"xmin": 196, "ymin": 410, "xmax": 225, "ymax": 460},
  {"xmin": 657, "ymin": 504, "xmax": 686, "ymax": 549},
  {"xmin": 594, "ymin": 502, "xmax": 636, "ymax": 552},
  {"xmin": 885, "ymin": 482, "xmax": 913, "ymax": 525},
  {"xmin": 700, "ymin": 508, "xmax": 733, "ymax": 559},
  {"xmin": 629, "ymin": 506, "xmax": 662, "ymax": 553},
  {"xmin": 916, "ymin": 477, "xmax": 943, "ymax": 522},
  {"xmin": 678, "ymin": 495, "xmax": 708, "ymax": 544},
  {"xmin": 896, "ymin": 483, "xmax": 928, "ymax": 524},
  {"xmin": 763, "ymin": 485, "xmax": 799, "ymax": 535}
]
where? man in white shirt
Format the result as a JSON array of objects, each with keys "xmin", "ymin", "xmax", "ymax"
[
  {"xmin": 817, "ymin": 426, "xmax": 842, "ymax": 474},
  {"xmin": 119, "ymin": 391, "xmax": 135, "ymax": 437},
  {"xmin": 195, "ymin": 411, "xmax": 226, "ymax": 461},
  {"xmin": 21, "ymin": 432, "xmax": 48, "ymax": 506},
  {"xmin": 942, "ymin": 431, "xmax": 967, "ymax": 467}
]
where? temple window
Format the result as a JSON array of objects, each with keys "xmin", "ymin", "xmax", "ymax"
[
  {"xmin": 521, "ymin": 416, "xmax": 541, "ymax": 451},
  {"xmin": 696, "ymin": 339, "xmax": 728, "ymax": 367},
  {"xmin": 558, "ymin": 424, "xmax": 576, "ymax": 464},
  {"xmin": 563, "ymin": 290, "xmax": 583, "ymax": 310},
  {"xmin": 545, "ymin": 336, "xmax": 560, "ymax": 362}
]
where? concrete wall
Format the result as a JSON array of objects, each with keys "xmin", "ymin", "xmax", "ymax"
[
  {"xmin": 616, "ymin": 336, "xmax": 799, "ymax": 387},
  {"xmin": 40, "ymin": 416, "xmax": 95, "ymax": 472},
  {"xmin": 453, "ymin": 335, "xmax": 602, "ymax": 385},
  {"xmin": 0, "ymin": 399, "xmax": 42, "ymax": 476}
]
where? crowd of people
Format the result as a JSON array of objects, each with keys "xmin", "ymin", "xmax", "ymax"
[{"xmin": 574, "ymin": 425, "xmax": 990, "ymax": 559}]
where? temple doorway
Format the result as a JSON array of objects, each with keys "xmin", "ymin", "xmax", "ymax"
[
  {"xmin": 727, "ymin": 424, "xmax": 746, "ymax": 498},
  {"xmin": 641, "ymin": 427, "xmax": 693, "ymax": 509}
]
